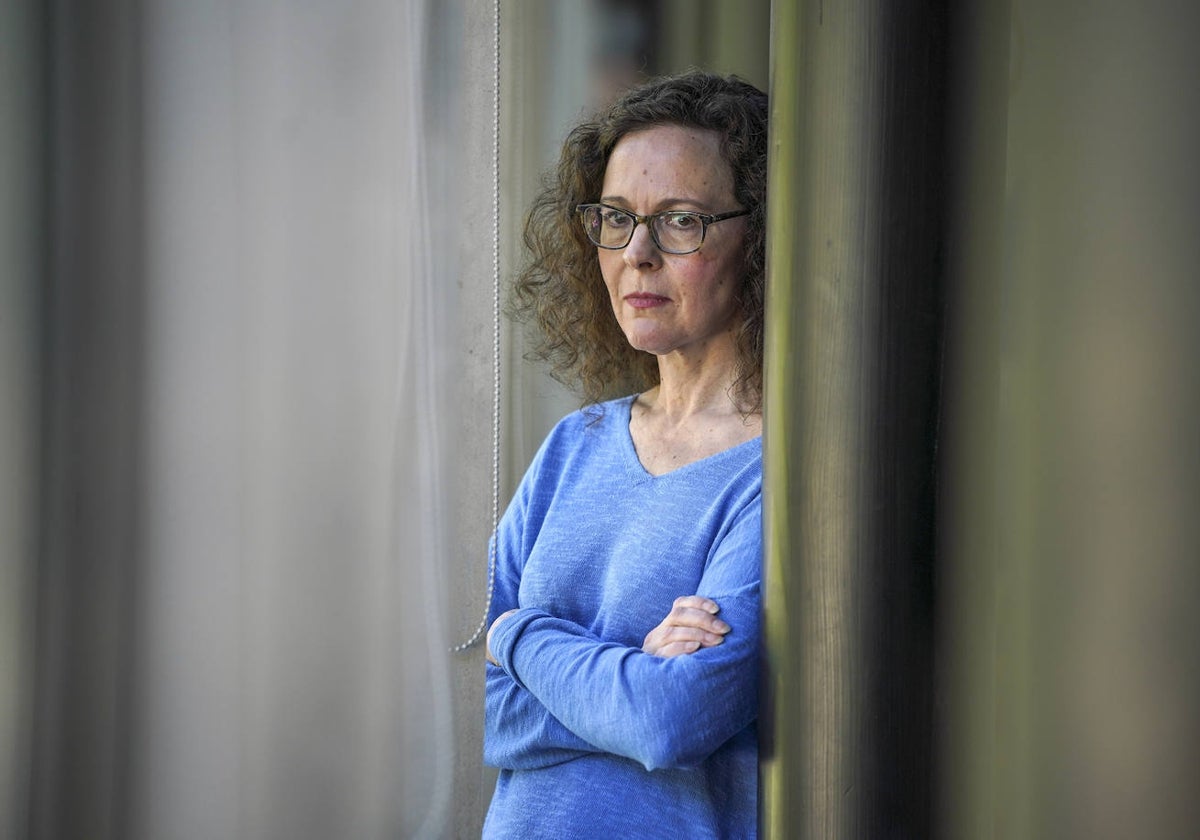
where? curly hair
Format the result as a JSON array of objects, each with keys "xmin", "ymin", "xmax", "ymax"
[{"xmin": 510, "ymin": 70, "xmax": 769, "ymax": 412}]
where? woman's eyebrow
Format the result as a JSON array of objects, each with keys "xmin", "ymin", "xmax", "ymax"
[{"xmin": 599, "ymin": 195, "xmax": 709, "ymax": 211}]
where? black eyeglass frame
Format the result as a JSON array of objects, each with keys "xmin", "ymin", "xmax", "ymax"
[{"xmin": 575, "ymin": 203, "xmax": 750, "ymax": 255}]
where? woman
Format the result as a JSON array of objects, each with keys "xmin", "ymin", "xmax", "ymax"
[{"xmin": 484, "ymin": 71, "xmax": 767, "ymax": 839}]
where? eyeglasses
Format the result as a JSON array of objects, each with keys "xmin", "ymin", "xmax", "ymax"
[{"xmin": 576, "ymin": 203, "xmax": 749, "ymax": 255}]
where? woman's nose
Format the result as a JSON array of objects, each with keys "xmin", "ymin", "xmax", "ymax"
[{"xmin": 622, "ymin": 222, "xmax": 662, "ymax": 270}]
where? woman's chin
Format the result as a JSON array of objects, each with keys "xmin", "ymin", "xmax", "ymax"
[
  {"xmin": 621, "ymin": 326, "xmax": 674, "ymax": 356},
  {"xmin": 625, "ymin": 339, "xmax": 669, "ymax": 357}
]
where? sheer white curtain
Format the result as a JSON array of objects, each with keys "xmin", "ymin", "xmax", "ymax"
[
  {"xmin": 132, "ymin": 2, "xmax": 489, "ymax": 838},
  {"xmin": 3, "ymin": 1, "xmax": 494, "ymax": 838}
]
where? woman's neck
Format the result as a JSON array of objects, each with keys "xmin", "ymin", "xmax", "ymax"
[
  {"xmin": 630, "ymin": 354, "xmax": 761, "ymax": 476},
  {"xmin": 649, "ymin": 339, "xmax": 753, "ymax": 422}
]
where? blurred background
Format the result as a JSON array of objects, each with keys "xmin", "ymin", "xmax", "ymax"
[{"xmin": 2, "ymin": 0, "xmax": 1196, "ymax": 838}]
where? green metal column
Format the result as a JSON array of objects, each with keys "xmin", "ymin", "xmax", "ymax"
[{"xmin": 762, "ymin": 0, "xmax": 946, "ymax": 836}]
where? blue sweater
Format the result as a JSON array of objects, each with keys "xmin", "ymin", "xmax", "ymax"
[{"xmin": 483, "ymin": 395, "xmax": 761, "ymax": 839}]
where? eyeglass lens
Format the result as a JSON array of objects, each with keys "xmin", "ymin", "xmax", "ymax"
[{"xmin": 581, "ymin": 206, "xmax": 705, "ymax": 254}]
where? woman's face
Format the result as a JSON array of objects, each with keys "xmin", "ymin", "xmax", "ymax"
[{"xmin": 597, "ymin": 124, "xmax": 747, "ymax": 363}]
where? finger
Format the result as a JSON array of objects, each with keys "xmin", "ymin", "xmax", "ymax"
[
  {"xmin": 643, "ymin": 624, "xmax": 722, "ymax": 655},
  {"xmin": 676, "ymin": 626, "xmax": 726, "ymax": 645},
  {"xmin": 651, "ymin": 640, "xmax": 702, "ymax": 659},
  {"xmin": 642, "ymin": 601, "xmax": 731, "ymax": 653},
  {"xmin": 659, "ymin": 626, "xmax": 727, "ymax": 648},
  {"xmin": 673, "ymin": 595, "xmax": 720, "ymax": 614},
  {"xmin": 643, "ymin": 626, "xmax": 726, "ymax": 656},
  {"xmin": 665, "ymin": 606, "xmax": 732, "ymax": 634}
]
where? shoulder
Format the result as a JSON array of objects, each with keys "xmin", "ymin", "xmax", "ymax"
[
  {"xmin": 521, "ymin": 395, "xmax": 635, "ymax": 478},
  {"xmin": 542, "ymin": 395, "xmax": 634, "ymax": 446}
]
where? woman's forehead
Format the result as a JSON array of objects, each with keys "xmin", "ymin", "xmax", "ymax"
[{"xmin": 602, "ymin": 125, "xmax": 734, "ymax": 204}]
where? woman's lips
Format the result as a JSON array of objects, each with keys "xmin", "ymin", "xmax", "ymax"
[{"xmin": 624, "ymin": 292, "xmax": 670, "ymax": 310}]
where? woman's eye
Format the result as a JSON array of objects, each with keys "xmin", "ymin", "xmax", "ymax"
[
  {"xmin": 662, "ymin": 212, "xmax": 700, "ymax": 230},
  {"xmin": 601, "ymin": 209, "xmax": 633, "ymax": 227}
]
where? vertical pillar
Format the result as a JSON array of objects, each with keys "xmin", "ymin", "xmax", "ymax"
[
  {"xmin": 762, "ymin": 0, "xmax": 946, "ymax": 836},
  {"xmin": 0, "ymin": 2, "xmax": 46, "ymax": 838},
  {"xmin": 31, "ymin": 1, "xmax": 147, "ymax": 837}
]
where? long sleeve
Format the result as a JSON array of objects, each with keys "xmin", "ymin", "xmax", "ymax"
[
  {"xmin": 487, "ymin": 503, "xmax": 760, "ymax": 771},
  {"xmin": 484, "ymin": 667, "xmax": 601, "ymax": 768},
  {"xmin": 484, "ymin": 458, "xmax": 602, "ymax": 769}
]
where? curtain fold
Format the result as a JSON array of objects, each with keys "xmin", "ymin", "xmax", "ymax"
[
  {"xmin": 9, "ymin": 2, "xmax": 495, "ymax": 838},
  {"xmin": 135, "ymin": 2, "xmax": 461, "ymax": 835}
]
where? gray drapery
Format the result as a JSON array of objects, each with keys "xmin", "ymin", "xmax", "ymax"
[{"xmin": 3, "ymin": 2, "xmax": 494, "ymax": 838}]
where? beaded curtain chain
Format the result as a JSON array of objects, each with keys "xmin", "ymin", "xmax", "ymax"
[{"xmin": 451, "ymin": 0, "xmax": 501, "ymax": 654}]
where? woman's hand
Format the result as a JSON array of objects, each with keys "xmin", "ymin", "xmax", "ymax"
[
  {"xmin": 642, "ymin": 596, "xmax": 730, "ymax": 658},
  {"xmin": 486, "ymin": 609, "xmax": 520, "ymax": 666}
]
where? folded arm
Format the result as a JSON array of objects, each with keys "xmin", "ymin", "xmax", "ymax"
[
  {"xmin": 484, "ymin": 665, "xmax": 602, "ymax": 769},
  {"xmin": 487, "ymin": 581, "xmax": 758, "ymax": 772},
  {"xmin": 483, "ymin": 509, "xmax": 606, "ymax": 769},
  {"xmin": 485, "ymin": 594, "xmax": 733, "ymax": 769},
  {"xmin": 486, "ymin": 503, "xmax": 761, "ymax": 772}
]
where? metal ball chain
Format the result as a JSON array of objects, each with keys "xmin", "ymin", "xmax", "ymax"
[{"xmin": 451, "ymin": 0, "xmax": 501, "ymax": 654}]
